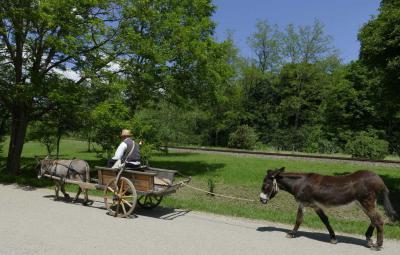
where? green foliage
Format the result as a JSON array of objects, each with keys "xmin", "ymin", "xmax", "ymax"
[
  {"xmin": 117, "ymin": 0, "xmax": 231, "ymax": 109},
  {"xmin": 358, "ymin": 0, "xmax": 400, "ymax": 154},
  {"xmin": 90, "ymin": 100, "xmax": 132, "ymax": 155},
  {"xmin": 283, "ymin": 20, "xmax": 336, "ymax": 64},
  {"xmin": 359, "ymin": 0, "xmax": 400, "ymax": 75},
  {"xmin": 133, "ymin": 101, "xmax": 208, "ymax": 147},
  {"xmin": 345, "ymin": 131, "xmax": 389, "ymax": 160},
  {"xmin": 302, "ymin": 126, "xmax": 341, "ymax": 154},
  {"xmin": 227, "ymin": 125, "xmax": 259, "ymax": 150},
  {"xmin": 0, "ymin": 0, "xmax": 121, "ymax": 173},
  {"xmin": 26, "ymin": 122, "xmax": 57, "ymax": 155},
  {"xmin": 139, "ymin": 143, "xmax": 155, "ymax": 166},
  {"xmin": 247, "ymin": 20, "xmax": 282, "ymax": 72}
]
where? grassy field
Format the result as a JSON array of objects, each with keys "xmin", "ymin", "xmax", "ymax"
[{"xmin": 1, "ymin": 139, "xmax": 400, "ymax": 239}]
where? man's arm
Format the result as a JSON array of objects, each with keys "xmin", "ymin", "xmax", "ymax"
[{"xmin": 112, "ymin": 142, "xmax": 127, "ymax": 160}]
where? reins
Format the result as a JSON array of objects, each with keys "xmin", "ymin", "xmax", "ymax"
[
  {"xmin": 176, "ymin": 171, "xmax": 257, "ymax": 202},
  {"xmin": 42, "ymin": 160, "xmax": 83, "ymax": 181},
  {"xmin": 270, "ymin": 178, "xmax": 279, "ymax": 197}
]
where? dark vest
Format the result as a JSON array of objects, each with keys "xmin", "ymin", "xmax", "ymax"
[{"xmin": 121, "ymin": 138, "xmax": 141, "ymax": 162}]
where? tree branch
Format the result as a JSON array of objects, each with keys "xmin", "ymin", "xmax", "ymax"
[{"xmin": 0, "ymin": 19, "xmax": 16, "ymax": 63}]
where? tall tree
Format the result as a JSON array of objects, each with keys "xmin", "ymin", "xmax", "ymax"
[
  {"xmin": 116, "ymin": 0, "xmax": 229, "ymax": 110},
  {"xmin": 247, "ymin": 20, "xmax": 282, "ymax": 73},
  {"xmin": 358, "ymin": 0, "xmax": 400, "ymax": 153},
  {"xmin": 0, "ymin": 105, "xmax": 9, "ymax": 154},
  {"xmin": 0, "ymin": 0, "xmax": 119, "ymax": 174},
  {"xmin": 282, "ymin": 20, "xmax": 336, "ymax": 64}
]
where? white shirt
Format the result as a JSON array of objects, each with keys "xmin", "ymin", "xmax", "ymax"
[{"xmin": 112, "ymin": 142, "xmax": 127, "ymax": 160}]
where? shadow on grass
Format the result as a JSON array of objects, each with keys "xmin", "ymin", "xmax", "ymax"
[
  {"xmin": 257, "ymin": 226, "xmax": 367, "ymax": 247},
  {"xmin": 0, "ymin": 156, "xmax": 53, "ymax": 187},
  {"xmin": 149, "ymin": 159, "xmax": 225, "ymax": 177},
  {"xmin": 149, "ymin": 152, "xmax": 225, "ymax": 176},
  {"xmin": 154, "ymin": 152, "xmax": 199, "ymax": 157}
]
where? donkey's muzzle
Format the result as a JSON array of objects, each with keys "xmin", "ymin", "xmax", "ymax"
[{"xmin": 259, "ymin": 193, "xmax": 268, "ymax": 204}]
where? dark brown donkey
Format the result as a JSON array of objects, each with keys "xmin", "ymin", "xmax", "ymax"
[{"xmin": 259, "ymin": 167, "xmax": 398, "ymax": 250}]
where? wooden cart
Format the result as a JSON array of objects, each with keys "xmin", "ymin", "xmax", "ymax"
[{"xmin": 42, "ymin": 166, "xmax": 191, "ymax": 218}]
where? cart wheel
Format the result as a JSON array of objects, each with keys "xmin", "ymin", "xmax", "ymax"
[
  {"xmin": 104, "ymin": 177, "xmax": 137, "ymax": 217},
  {"xmin": 137, "ymin": 195, "xmax": 163, "ymax": 209}
]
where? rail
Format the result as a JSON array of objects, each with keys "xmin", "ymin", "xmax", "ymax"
[{"xmin": 166, "ymin": 146, "xmax": 400, "ymax": 166}]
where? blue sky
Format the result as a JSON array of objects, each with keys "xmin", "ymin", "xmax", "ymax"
[{"xmin": 212, "ymin": 0, "xmax": 380, "ymax": 63}]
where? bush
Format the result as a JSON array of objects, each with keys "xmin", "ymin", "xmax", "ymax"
[
  {"xmin": 345, "ymin": 131, "xmax": 389, "ymax": 160},
  {"xmin": 302, "ymin": 126, "xmax": 341, "ymax": 154},
  {"xmin": 228, "ymin": 125, "xmax": 259, "ymax": 150},
  {"xmin": 269, "ymin": 128, "xmax": 306, "ymax": 152}
]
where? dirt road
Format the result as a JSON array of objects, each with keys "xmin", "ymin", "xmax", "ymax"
[{"xmin": 0, "ymin": 184, "xmax": 399, "ymax": 255}]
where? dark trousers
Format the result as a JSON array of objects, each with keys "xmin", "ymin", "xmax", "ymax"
[
  {"xmin": 107, "ymin": 159, "xmax": 141, "ymax": 170},
  {"xmin": 125, "ymin": 162, "xmax": 142, "ymax": 170},
  {"xmin": 107, "ymin": 159, "xmax": 117, "ymax": 168}
]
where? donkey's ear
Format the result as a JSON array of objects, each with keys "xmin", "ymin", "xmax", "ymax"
[
  {"xmin": 271, "ymin": 167, "xmax": 285, "ymax": 178},
  {"xmin": 267, "ymin": 169, "xmax": 272, "ymax": 175}
]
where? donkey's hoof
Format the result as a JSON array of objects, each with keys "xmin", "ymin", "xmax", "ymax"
[
  {"xmin": 64, "ymin": 194, "xmax": 71, "ymax": 200},
  {"xmin": 370, "ymin": 244, "xmax": 382, "ymax": 251},
  {"xmin": 82, "ymin": 200, "xmax": 93, "ymax": 206},
  {"xmin": 286, "ymin": 232, "xmax": 295, "ymax": 239},
  {"xmin": 366, "ymin": 239, "xmax": 374, "ymax": 248},
  {"xmin": 330, "ymin": 239, "xmax": 338, "ymax": 244}
]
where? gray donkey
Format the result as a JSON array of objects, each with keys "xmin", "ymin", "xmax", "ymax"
[{"xmin": 38, "ymin": 157, "xmax": 90, "ymax": 204}]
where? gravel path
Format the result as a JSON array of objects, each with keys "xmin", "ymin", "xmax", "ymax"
[{"xmin": 1, "ymin": 184, "xmax": 399, "ymax": 255}]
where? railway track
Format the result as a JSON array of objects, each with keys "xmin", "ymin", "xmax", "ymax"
[{"xmin": 166, "ymin": 146, "xmax": 400, "ymax": 167}]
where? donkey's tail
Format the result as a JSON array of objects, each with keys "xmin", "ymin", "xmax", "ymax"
[{"xmin": 382, "ymin": 188, "xmax": 399, "ymax": 222}]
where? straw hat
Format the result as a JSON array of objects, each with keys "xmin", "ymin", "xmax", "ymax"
[{"xmin": 120, "ymin": 129, "xmax": 133, "ymax": 137}]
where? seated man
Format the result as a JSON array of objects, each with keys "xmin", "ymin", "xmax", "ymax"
[{"xmin": 108, "ymin": 129, "xmax": 142, "ymax": 169}]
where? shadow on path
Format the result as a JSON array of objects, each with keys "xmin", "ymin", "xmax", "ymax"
[
  {"xmin": 257, "ymin": 226, "xmax": 367, "ymax": 247},
  {"xmin": 135, "ymin": 206, "xmax": 191, "ymax": 220},
  {"xmin": 42, "ymin": 194, "xmax": 189, "ymax": 220}
]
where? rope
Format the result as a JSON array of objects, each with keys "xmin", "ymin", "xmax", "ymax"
[{"xmin": 181, "ymin": 182, "xmax": 256, "ymax": 202}]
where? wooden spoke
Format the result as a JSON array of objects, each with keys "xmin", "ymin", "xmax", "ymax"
[
  {"xmin": 104, "ymin": 177, "xmax": 137, "ymax": 218},
  {"xmin": 120, "ymin": 185, "xmax": 128, "ymax": 197},
  {"xmin": 122, "ymin": 199, "xmax": 133, "ymax": 208},
  {"xmin": 138, "ymin": 195, "xmax": 163, "ymax": 209},
  {"xmin": 121, "ymin": 202, "xmax": 127, "ymax": 215}
]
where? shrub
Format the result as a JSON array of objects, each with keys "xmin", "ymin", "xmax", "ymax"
[
  {"xmin": 228, "ymin": 125, "xmax": 259, "ymax": 150},
  {"xmin": 302, "ymin": 126, "xmax": 341, "ymax": 154},
  {"xmin": 345, "ymin": 131, "xmax": 389, "ymax": 160},
  {"xmin": 269, "ymin": 128, "xmax": 306, "ymax": 152}
]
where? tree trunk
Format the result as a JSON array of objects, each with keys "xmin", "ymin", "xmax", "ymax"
[
  {"xmin": 56, "ymin": 128, "xmax": 62, "ymax": 159},
  {"xmin": 294, "ymin": 111, "xmax": 300, "ymax": 130},
  {"xmin": 87, "ymin": 137, "xmax": 91, "ymax": 152},
  {"xmin": 6, "ymin": 110, "xmax": 29, "ymax": 175}
]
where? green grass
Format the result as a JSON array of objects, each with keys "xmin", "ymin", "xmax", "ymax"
[{"xmin": 1, "ymin": 139, "xmax": 400, "ymax": 239}]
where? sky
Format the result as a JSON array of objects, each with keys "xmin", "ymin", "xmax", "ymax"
[{"xmin": 212, "ymin": 0, "xmax": 380, "ymax": 63}]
